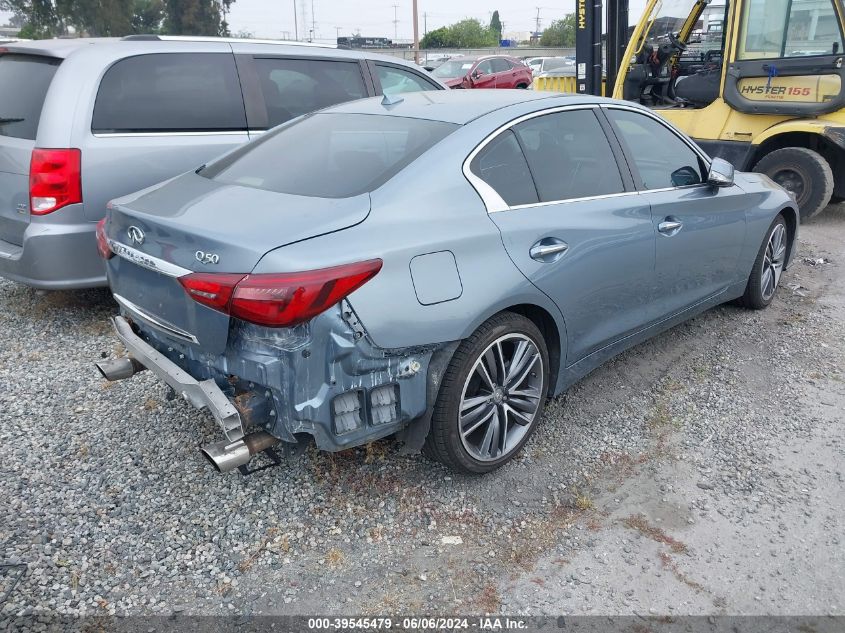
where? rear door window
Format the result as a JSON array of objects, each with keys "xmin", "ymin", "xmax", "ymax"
[
  {"xmin": 374, "ymin": 63, "xmax": 439, "ymax": 95},
  {"xmin": 253, "ymin": 58, "xmax": 368, "ymax": 128},
  {"xmin": 513, "ymin": 109, "xmax": 625, "ymax": 202},
  {"xmin": 469, "ymin": 130, "xmax": 539, "ymax": 207},
  {"xmin": 0, "ymin": 54, "xmax": 60, "ymax": 140},
  {"xmin": 92, "ymin": 53, "xmax": 246, "ymax": 133},
  {"xmin": 491, "ymin": 58, "xmax": 512, "ymax": 73}
]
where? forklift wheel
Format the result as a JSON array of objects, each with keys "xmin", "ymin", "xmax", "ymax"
[{"xmin": 753, "ymin": 147, "xmax": 833, "ymax": 222}]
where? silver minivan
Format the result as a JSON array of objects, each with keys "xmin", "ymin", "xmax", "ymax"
[{"xmin": 0, "ymin": 36, "xmax": 445, "ymax": 289}]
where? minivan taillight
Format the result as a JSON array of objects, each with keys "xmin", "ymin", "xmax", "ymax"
[
  {"xmin": 95, "ymin": 218, "xmax": 114, "ymax": 259},
  {"xmin": 178, "ymin": 259, "xmax": 383, "ymax": 328},
  {"xmin": 30, "ymin": 148, "xmax": 82, "ymax": 215}
]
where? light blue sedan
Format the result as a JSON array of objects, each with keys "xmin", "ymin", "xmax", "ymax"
[{"xmin": 95, "ymin": 91, "xmax": 796, "ymax": 474}]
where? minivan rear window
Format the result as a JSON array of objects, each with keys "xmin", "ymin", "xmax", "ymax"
[
  {"xmin": 0, "ymin": 54, "xmax": 60, "ymax": 140},
  {"xmin": 200, "ymin": 113, "xmax": 457, "ymax": 198},
  {"xmin": 92, "ymin": 53, "xmax": 247, "ymax": 133}
]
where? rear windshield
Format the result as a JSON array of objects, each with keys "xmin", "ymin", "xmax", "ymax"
[
  {"xmin": 200, "ymin": 113, "xmax": 457, "ymax": 198},
  {"xmin": 0, "ymin": 54, "xmax": 60, "ymax": 140}
]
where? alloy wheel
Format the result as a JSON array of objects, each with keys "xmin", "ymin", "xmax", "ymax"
[
  {"xmin": 458, "ymin": 333, "xmax": 544, "ymax": 462},
  {"xmin": 761, "ymin": 223, "xmax": 787, "ymax": 301}
]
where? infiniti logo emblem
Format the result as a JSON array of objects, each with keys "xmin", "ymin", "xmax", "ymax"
[{"xmin": 127, "ymin": 226, "xmax": 145, "ymax": 245}]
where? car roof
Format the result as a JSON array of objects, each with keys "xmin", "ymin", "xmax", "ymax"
[
  {"xmin": 0, "ymin": 36, "xmax": 420, "ymax": 66},
  {"xmin": 324, "ymin": 90, "xmax": 620, "ymax": 125}
]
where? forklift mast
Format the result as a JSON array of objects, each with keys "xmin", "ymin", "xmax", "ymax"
[{"xmin": 576, "ymin": 0, "xmax": 629, "ymax": 96}]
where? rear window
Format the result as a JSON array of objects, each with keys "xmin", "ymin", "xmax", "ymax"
[
  {"xmin": 0, "ymin": 54, "xmax": 60, "ymax": 140},
  {"xmin": 92, "ymin": 53, "xmax": 247, "ymax": 133},
  {"xmin": 201, "ymin": 113, "xmax": 457, "ymax": 198}
]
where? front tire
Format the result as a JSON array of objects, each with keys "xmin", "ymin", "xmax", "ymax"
[
  {"xmin": 423, "ymin": 312, "xmax": 550, "ymax": 474},
  {"xmin": 753, "ymin": 147, "xmax": 833, "ymax": 222},
  {"xmin": 739, "ymin": 214, "xmax": 788, "ymax": 310}
]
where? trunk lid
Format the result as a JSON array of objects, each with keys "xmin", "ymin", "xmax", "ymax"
[
  {"xmin": 107, "ymin": 171, "xmax": 371, "ymax": 353},
  {"xmin": 0, "ymin": 54, "xmax": 61, "ymax": 246}
]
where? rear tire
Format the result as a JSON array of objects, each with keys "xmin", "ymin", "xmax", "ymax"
[
  {"xmin": 753, "ymin": 147, "xmax": 833, "ymax": 222},
  {"xmin": 423, "ymin": 312, "xmax": 549, "ymax": 474},
  {"xmin": 739, "ymin": 214, "xmax": 788, "ymax": 310}
]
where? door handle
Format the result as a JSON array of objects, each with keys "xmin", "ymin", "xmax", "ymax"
[
  {"xmin": 658, "ymin": 219, "xmax": 683, "ymax": 235},
  {"xmin": 530, "ymin": 240, "xmax": 569, "ymax": 261}
]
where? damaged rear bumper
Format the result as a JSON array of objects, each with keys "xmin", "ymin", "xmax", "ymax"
[
  {"xmin": 109, "ymin": 315, "xmax": 246, "ymax": 441},
  {"xmin": 102, "ymin": 303, "xmax": 441, "ymax": 460}
]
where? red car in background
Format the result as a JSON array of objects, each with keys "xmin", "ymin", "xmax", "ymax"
[{"xmin": 431, "ymin": 55, "xmax": 533, "ymax": 89}]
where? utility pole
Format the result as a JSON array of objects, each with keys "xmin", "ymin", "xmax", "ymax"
[
  {"xmin": 423, "ymin": 12, "xmax": 427, "ymax": 36},
  {"xmin": 412, "ymin": 0, "xmax": 419, "ymax": 64},
  {"xmin": 292, "ymin": 0, "xmax": 298, "ymax": 40},
  {"xmin": 392, "ymin": 4, "xmax": 399, "ymax": 41},
  {"xmin": 534, "ymin": 7, "xmax": 542, "ymax": 37},
  {"xmin": 311, "ymin": 0, "xmax": 316, "ymax": 41},
  {"xmin": 335, "ymin": 26, "xmax": 341, "ymax": 39}
]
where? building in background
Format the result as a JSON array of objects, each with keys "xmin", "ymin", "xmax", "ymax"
[{"xmin": 337, "ymin": 36, "xmax": 393, "ymax": 49}]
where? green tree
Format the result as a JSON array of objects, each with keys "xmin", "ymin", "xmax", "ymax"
[
  {"xmin": 131, "ymin": 0, "xmax": 164, "ymax": 33},
  {"xmin": 56, "ymin": 0, "xmax": 133, "ymax": 36},
  {"xmin": 540, "ymin": 14, "xmax": 575, "ymax": 47},
  {"xmin": 0, "ymin": 0, "xmax": 61, "ymax": 37},
  {"xmin": 420, "ymin": 26, "xmax": 451, "ymax": 49},
  {"xmin": 1, "ymin": 0, "xmax": 229, "ymax": 37},
  {"xmin": 446, "ymin": 18, "xmax": 497, "ymax": 48},
  {"xmin": 164, "ymin": 0, "xmax": 232, "ymax": 35},
  {"xmin": 489, "ymin": 10, "xmax": 502, "ymax": 42}
]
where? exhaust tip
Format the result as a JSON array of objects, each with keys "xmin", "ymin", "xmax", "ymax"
[
  {"xmin": 200, "ymin": 446, "xmax": 224, "ymax": 473},
  {"xmin": 200, "ymin": 431, "xmax": 282, "ymax": 474},
  {"xmin": 200, "ymin": 438, "xmax": 252, "ymax": 473},
  {"xmin": 95, "ymin": 357, "xmax": 145, "ymax": 381}
]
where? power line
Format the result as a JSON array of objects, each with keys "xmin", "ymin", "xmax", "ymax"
[{"xmin": 391, "ymin": 4, "xmax": 400, "ymax": 41}]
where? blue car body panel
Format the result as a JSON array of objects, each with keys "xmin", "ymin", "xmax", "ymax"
[{"xmin": 101, "ymin": 91, "xmax": 798, "ymax": 453}]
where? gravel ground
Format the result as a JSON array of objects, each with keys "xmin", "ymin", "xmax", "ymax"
[{"xmin": 0, "ymin": 206, "xmax": 843, "ymax": 620}]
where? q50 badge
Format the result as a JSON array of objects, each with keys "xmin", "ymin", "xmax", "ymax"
[{"xmin": 195, "ymin": 250, "xmax": 220, "ymax": 265}]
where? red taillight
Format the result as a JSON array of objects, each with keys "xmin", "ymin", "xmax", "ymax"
[
  {"xmin": 95, "ymin": 218, "xmax": 114, "ymax": 259},
  {"xmin": 178, "ymin": 259, "xmax": 382, "ymax": 328},
  {"xmin": 179, "ymin": 273, "xmax": 246, "ymax": 311},
  {"xmin": 30, "ymin": 148, "xmax": 82, "ymax": 215}
]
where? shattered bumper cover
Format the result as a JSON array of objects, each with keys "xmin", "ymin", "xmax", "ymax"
[
  {"xmin": 111, "ymin": 315, "xmax": 245, "ymax": 441},
  {"xmin": 115, "ymin": 303, "xmax": 437, "ymax": 451}
]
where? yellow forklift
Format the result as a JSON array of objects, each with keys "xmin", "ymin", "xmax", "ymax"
[{"xmin": 569, "ymin": 0, "xmax": 845, "ymax": 220}]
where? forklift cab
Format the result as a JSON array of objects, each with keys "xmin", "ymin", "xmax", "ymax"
[
  {"xmin": 611, "ymin": 0, "xmax": 845, "ymax": 220},
  {"xmin": 620, "ymin": 0, "xmax": 728, "ymax": 108}
]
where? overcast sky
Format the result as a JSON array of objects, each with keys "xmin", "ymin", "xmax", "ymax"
[
  {"xmin": 228, "ymin": 1, "xmax": 580, "ymax": 42},
  {"xmin": 2, "ymin": 0, "xmax": 652, "ymax": 41}
]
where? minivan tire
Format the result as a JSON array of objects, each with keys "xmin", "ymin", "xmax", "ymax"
[
  {"xmin": 753, "ymin": 147, "xmax": 833, "ymax": 222},
  {"xmin": 423, "ymin": 312, "xmax": 549, "ymax": 474}
]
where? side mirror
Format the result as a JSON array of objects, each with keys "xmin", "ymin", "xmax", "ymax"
[
  {"xmin": 472, "ymin": 69, "xmax": 482, "ymax": 80},
  {"xmin": 707, "ymin": 157, "xmax": 735, "ymax": 187}
]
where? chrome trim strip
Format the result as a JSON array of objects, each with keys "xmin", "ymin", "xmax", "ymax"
[
  {"xmin": 93, "ymin": 130, "xmax": 248, "ymax": 138},
  {"xmin": 108, "ymin": 239, "xmax": 193, "ymax": 278},
  {"xmin": 113, "ymin": 294, "xmax": 200, "ymax": 345},
  {"xmin": 508, "ymin": 190, "xmax": 642, "ymax": 211},
  {"xmin": 463, "ymin": 104, "xmax": 601, "ymax": 214},
  {"xmin": 463, "ymin": 102, "xmax": 718, "ymax": 214}
]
